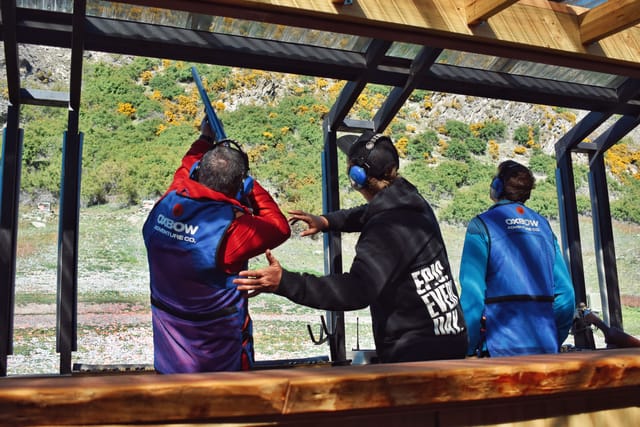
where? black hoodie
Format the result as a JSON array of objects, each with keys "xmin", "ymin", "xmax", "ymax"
[{"xmin": 276, "ymin": 177, "xmax": 468, "ymax": 363}]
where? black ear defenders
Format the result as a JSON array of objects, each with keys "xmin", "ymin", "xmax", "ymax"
[
  {"xmin": 190, "ymin": 139, "xmax": 254, "ymax": 200},
  {"xmin": 348, "ymin": 133, "xmax": 385, "ymax": 189}
]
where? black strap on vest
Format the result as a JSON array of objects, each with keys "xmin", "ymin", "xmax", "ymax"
[
  {"xmin": 151, "ymin": 295, "xmax": 238, "ymax": 321},
  {"xmin": 485, "ymin": 294, "xmax": 555, "ymax": 304}
]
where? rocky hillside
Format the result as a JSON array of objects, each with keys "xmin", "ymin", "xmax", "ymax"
[{"xmin": 1, "ymin": 44, "xmax": 638, "ymax": 158}]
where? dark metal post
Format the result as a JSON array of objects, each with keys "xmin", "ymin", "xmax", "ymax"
[
  {"xmin": 56, "ymin": 128, "xmax": 83, "ymax": 375},
  {"xmin": 556, "ymin": 151, "xmax": 591, "ymax": 349},
  {"xmin": 588, "ymin": 153, "xmax": 622, "ymax": 329},
  {"xmin": 321, "ymin": 121, "xmax": 346, "ymax": 363},
  {"xmin": 555, "ymin": 152, "xmax": 586, "ymax": 307},
  {"xmin": 55, "ymin": 0, "xmax": 86, "ymax": 375},
  {"xmin": 0, "ymin": 106, "xmax": 23, "ymax": 376}
]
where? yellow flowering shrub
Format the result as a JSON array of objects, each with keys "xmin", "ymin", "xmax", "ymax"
[{"xmin": 117, "ymin": 102, "xmax": 136, "ymax": 118}]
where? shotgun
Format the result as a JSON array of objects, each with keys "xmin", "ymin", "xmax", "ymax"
[
  {"xmin": 191, "ymin": 66, "xmax": 226, "ymax": 141},
  {"xmin": 583, "ymin": 309, "xmax": 640, "ymax": 349}
]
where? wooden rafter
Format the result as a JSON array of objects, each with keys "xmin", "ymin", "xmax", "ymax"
[
  {"xmin": 114, "ymin": 0, "xmax": 640, "ymax": 77},
  {"xmin": 466, "ymin": 0, "xmax": 520, "ymax": 26},
  {"xmin": 580, "ymin": 0, "xmax": 640, "ymax": 45}
]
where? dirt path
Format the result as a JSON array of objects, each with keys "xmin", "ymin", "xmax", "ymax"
[
  {"xmin": 13, "ymin": 303, "xmax": 330, "ymax": 329},
  {"xmin": 13, "ymin": 303, "xmax": 151, "ymax": 329}
]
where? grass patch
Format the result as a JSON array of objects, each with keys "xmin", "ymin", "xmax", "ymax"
[
  {"xmin": 12, "ymin": 328, "xmax": 56, "ymax": 355},
  {"xmin": 78, "ymin": 291, "xmax": 149, "ymax": 305},
  {"xmin": 254, "ymin": 319, "xmax": 319, "ymax": 360},
  {"xmin": 622, "ymin": 306, "xmax": 640, "ymax": 334},
  {"xmin": 15, "ymin": 293, "xmax": 57, "ymax": 305},
  {"xmin": 15, "ymin": 291, "xmax": 149, "ymax": 305}
]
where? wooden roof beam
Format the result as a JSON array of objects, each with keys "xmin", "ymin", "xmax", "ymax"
[
  {"xmin": 114, "ymin": 0, "xmax": 640, "ymax": 77},
  {"xmin": 580, "ymin": 0, "xmax": 640, "ymax": 45},
  {"xmin": 466, "ymin": 0, "xmax": 520, "ymax": 26}
]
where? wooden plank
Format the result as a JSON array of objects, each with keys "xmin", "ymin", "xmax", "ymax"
[
  {"xmin": 1, "ymin": 349, "xmax": 639, "ymax": 425},
  {"xmin": 466, "ymin": 0, "xmax": 520, "ymax": 26},
  {"xmin": 117, "ymin": 0, "xmax": 640, "ymax": 77},
  {"xmin": 483, "ymin": 0, "xmax": 584, "ymax": 52},
  {"xmin": 0, "ymin": 372, "xmax": 290, "ymax": 425},
  {"xmin": 580, "ymin": 0, "xmax": 640, "ymax": 45}
]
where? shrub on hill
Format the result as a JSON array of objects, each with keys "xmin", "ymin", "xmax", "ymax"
[{"xmin": 10, "ymin": 56, "xmax": 640, "ymax": 224}]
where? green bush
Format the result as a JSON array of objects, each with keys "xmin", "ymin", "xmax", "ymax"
[
  {"xmin": 149, "ymin": 72, "xmax": 183, "ymax": 100},
  {"xmin": 611, "ymin": 178, "xmax": 640, "ymax": 223},
  {"xmin": 444, "ymin": 138, "xmax": 470, "ymax": 161},
  {"xmin": 403, "ymin": 160, "xmax": 470, "ymax": 200},
  {"xmin": 466, "ymin": 136, "xmax": 486, "ymax": 155},
  {"xmin": 576, "ymin": 195, "xmax": 592, "ymax": 216},
  {"xmin": 406, "ymin": 130, "xmax": 438, "ymax": 160},
  {"xmin": 444, "ymin": 120, "xmax": 472, "ymax": 140},
  {"xmin": 527, "ymin": 181, "xmax": 560, "ymax": 219},
  {"xmin": 465, "ymin": 160, "xmax": 496, "ymax": 187},
  {"xmin": 513, "ymin": 124, "xmax": 540, "ymax": 146},
  {"xmin": 408, "ymin": 89, "xmax": 429, "ymax": 103},
  {"xmin": 83, "ymin": 62, "xmax": 148, "ymax": 108},
  {"xmin": 438, "ymin": 183, "xmax": 492, "ymax": 225},
  {"xmin": 478, "ymin": 119, "xmax": 506, "ymax": 141},
  {"xmin": 529, "ymin": 149, "xmax": 556, "ymax": 179}
]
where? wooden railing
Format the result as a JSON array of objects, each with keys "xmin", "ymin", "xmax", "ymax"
[{"xmin": 1, "ymin": 348, "xmax": 639, "ymax": 426}]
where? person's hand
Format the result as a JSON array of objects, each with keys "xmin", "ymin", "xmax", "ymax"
[
  {"xmin": 199, "ymin": 116, "xmax": 216, "ymax": 141},
  {"xmin": 233, "ymin": 249, "xmax": 283, "ymax": 298},
  {"xmin": 288, "ymin": 210, "xmax": 328, "ymax": 237}
]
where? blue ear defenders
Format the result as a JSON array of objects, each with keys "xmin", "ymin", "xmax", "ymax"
[
  {"xmin": 237, "ymin": 174, "xmax": 254, "ymax": 201},
  {"xmin": 348, "ymin": 133, "xmax": 385, "ymax": 189},
  {"xmin": 490, "ymin": 161, "xmax": 520, "ymax": 200},
  {"xmin": 490, "ymin": 176, "xmax": 504, "ymax": 200},
  {"xmin": 190, "ymin": 139, "xmax": 254, "ymax": 201},
  {"xmin": 349, "ymin": 165, "xmax": 368, "ymax": 188}
]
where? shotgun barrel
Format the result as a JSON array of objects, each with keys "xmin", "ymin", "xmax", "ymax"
[{"xmin": 583, "ymin": 310, "xmax": 640, "ymax": 348}]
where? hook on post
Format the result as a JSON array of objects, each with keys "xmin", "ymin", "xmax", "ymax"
[{"xmin": 307, "ymin": 315, "xmax": 335, "ymax": 345}]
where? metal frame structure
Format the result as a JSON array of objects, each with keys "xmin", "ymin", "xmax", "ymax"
[{"xmin": 1, "ymin": 0, "xmax": 639, "ymax": 375}]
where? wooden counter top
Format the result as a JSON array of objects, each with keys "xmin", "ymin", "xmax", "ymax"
[{"xmin": 1, "ymin": 349, "xmax": 639, "ymax": 426}]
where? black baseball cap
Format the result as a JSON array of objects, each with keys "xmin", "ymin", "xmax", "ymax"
[{"xmin": 348, "ymin": 131, "xmax": 399, "ymax": 179}]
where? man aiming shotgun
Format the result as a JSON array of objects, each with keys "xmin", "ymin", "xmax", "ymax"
[{"xmin": 142, "ymin": 67, "xmax": 290, "ymax": 373}]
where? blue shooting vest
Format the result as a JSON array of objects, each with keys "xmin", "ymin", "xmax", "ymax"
[
  {"xmin": 478, "ymin": 202, "xmax": 558, "ymax": 356},
  {"xmin": 143, "ymin": 190, "xmax": 251, "ymax": 373}
]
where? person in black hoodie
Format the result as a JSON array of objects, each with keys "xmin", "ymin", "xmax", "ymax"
[{"xmin": 234, "ymin": 131, "xmax": 467, "ymax": 363}]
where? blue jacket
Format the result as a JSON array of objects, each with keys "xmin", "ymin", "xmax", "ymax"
[{"xmin": 460, "ymin": 200, "xmax": 575, "ymax": 356}]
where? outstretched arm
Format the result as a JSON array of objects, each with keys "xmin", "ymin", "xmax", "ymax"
[
  {"xmin": 234, "ymin": 249, "xmax": 283, "ymax": 297},
  {"xmin": 288, "ymin": 210, "xmax": 328, "ymax": 237}
]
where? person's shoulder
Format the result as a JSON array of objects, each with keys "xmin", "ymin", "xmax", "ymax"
[{"xmin": 465, "ymin": 215, "xmax": 488, "ymax": 236}]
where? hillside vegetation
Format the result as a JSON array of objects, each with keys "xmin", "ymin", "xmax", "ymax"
[
  {"xmin": 4, "ymin": 49, "xmax": 640, "ymax": 374},
  {"xmin": 4, "ymin": 51, "xmax": 639, "ymax": 225}
]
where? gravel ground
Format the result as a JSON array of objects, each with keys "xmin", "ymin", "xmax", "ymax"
[
  {"xmin": 8, "ymin": 300, "xmax": 154, "ymax": 376},
  {"xmin": 8, "ymin": 300, "xmax": 336, "ymax": 376}
]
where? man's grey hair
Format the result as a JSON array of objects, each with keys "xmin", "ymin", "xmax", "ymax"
[{"xmin": 198, "ymin": 146, "xmax": 247, "ymax": 198}]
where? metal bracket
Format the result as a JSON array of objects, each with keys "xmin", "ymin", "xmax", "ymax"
[{"xmin": 307, "ymin": 315, "xmax": 335, "ymax": 345}]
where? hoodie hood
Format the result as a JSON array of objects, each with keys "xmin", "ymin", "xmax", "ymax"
[{"xmin": 362, "ymin": 177, "xmax": 426, "ymax": 222}]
